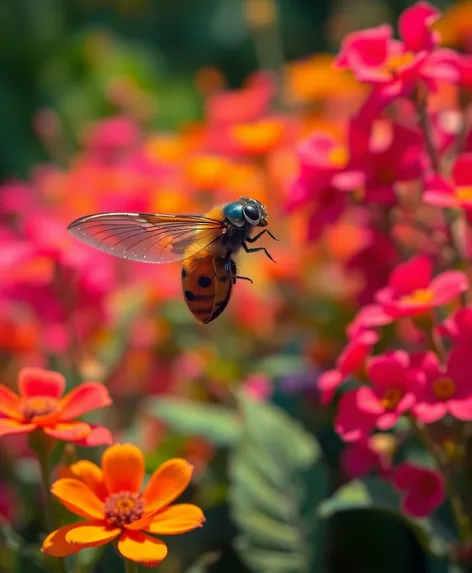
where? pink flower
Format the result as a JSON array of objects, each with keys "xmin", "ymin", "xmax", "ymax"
[
  {"xmin": 335, "ymin": 390, "xmax": 378, "ymax": 442},
  {"xmin": 393, "ymin": 463, "xmax": 445, "ymax": 518},
  {"xmin": 347, "ymin": 304, "xmax": 394, "ymax": 338},
  {"xmin": 82, "ymin": 116, "xmax": 140, "ymax": 164},
  {"xmin": 412, "ymin": 351, "xmax": 472, "ymax": 422},
  {"xmin": 318, "ymin": 330, "xmax": 378, "ymax": 403},
  {"xmin": 398, "ymin": 2, "xmax": 440, "ymax": 53},
  {"xmin": 374, "ymin": 255, "xmax": 468, "ymax": 318},
  {"xmin": 424, "ymin": 153, "xmax": 472, "ymax": 210},
  {"xmin": 439, "ymin": 307, "xmax": 472, "ymax": 345},
  {"xmin": 341, "ymin": 435, "xmax": 394, "ymax": 479},
  {"xmin": 242, "ymin": 374, "xmax": 272, "ymax": 401},
  {"xmin": 333, "ymin": 118, "xmax": 425, "ymax": 204},
  {"xmin": 335, "ymin": 4, "xmax": 458, "ymax": 102},
  {"xmin": 335, "ymin": 24, "xmax": 426, "ymax": 87},
  {"xmin": 356, "ymin": 351, "xmax": 419, "ymax": 430},
  {"xmin": 285, "ymin": 132, "xmax": 349, "ymax": 239}
]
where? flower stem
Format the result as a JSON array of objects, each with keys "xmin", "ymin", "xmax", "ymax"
[
  {"xmin": 124, "ymin": 559, "xmax": 139, "ymax": 573},
  {"xmin": 411, "ymin": 417, "xmax": 471, "ymax": 542}
]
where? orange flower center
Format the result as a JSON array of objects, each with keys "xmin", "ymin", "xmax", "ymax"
[
  {"xmin": 104, "ymin": 491, "xmax": 145, "ymax": 526},
  {"xmin": 432, "ymin": 376, "xmax": 456, "ymax": 399},
  {"xmin": 401, "ymin": 288, "xmax": 434, "ymax": 305},
  {"xmin": 455, "ymin": 186, "xmax": 472, "ymax": 201},
  {"xmin": 328, "ymin": 146, "xmax": 348, "ymax": 167},
  {"xmin": 380, "ymin": 387, "xmax": 403, "ymax": 410},
  {"xmin": 385, "ymin": 52, "xmax": 415, "ymax": 76},
  {"xmin": 22, "ymin": 396, "xmax": 58, "ymax": 422}
]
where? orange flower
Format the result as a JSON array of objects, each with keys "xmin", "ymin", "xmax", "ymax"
[
  {"xmin": 0, "ymin": 368, "xmax": 112, "ymax": 446},
  {"xmin": 42, "ymin": 444, "xmax": 204, "ymax": 567}
]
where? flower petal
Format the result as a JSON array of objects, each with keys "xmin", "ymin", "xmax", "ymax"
[
  {"xmin": 0, "ymin": 418, "xmax": 35, "ymax": 437},
  {"xmin": 60, "ymin": 460, "xmax": 108, "ymax": 500},
  {"xmin": 51, "ymin": 478, "xmax": 104, "ymax": 520},
  {"xmin": 142, "ymin": 459, "xmax": 193, "ymax": 513},
  {"xmin": 41, "ymin": 523, "xmax": 84, "ymax": 557},
  {"xmin": 102, "ymin": 443, "xmax": 144, "ymax": 494},
  {"xmin": 146, "ymin": 504, "xmax": 205, "ymax": 535},
  {"xmin": 65, "ymin": 522, "xmax": 120, "ymax": 547},
  {"xmin": 18, "ymin": 367, "xmax": 65, "ymax": 398},
  {"xmin": 59, "ymin": 382, "xmax": 112, "ymax": 421},
  {"xmin": 79, "ymin": 425, "xmax": 113, "ymax": 447},
  {"xmin": 0, "ymin": 385, "xmax": 22, "ymax": 420},
  {"xmin": 44, "ymin": 422, "xmax": 91, "ymax": 442},
  {"xmin": 117, "ymin": 531, "xmax": 168, "ymax": 568}
]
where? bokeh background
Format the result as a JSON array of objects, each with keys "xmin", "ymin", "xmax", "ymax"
[{"xmin": 0, "ymin": 0, "xmax": 470, "ymax": 572}]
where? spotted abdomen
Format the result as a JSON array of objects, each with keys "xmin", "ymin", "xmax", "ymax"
[{"xmin": 181, "ymin": 256, "xmax": 234, "ymax": 324}]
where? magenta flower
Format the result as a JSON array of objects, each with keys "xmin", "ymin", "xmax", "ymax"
[
  {"xmin": 333, "ymin": 118, "xmax": 425, "ymax": 204},
  {"xmin": 347, "ymin": 304, "xmax": 393, "ymax": 338},
  {"xmin": 318, "ymin": 330, "xmax": 378, "ymax": 404},
  {"xmin": 285, "ymin": 132, "xmax": 349, "ymax": 239},
  {"xmin": 335, "ymin": 24, "xmax": 426, "ymax": 87},
  {"xmin": 335, "ymin": 390, "xmax": 378, "ymax": 442},
  {"xmin": 412, "ymin": 350, "xmax": 472, "ymax": 423},
  {"xmin": 335, "ymin": 3, "xmax": 458, "ymax": 103},
  {"xmin": 398, "ymin": 1, "xmax": 440, "ymax": 53},
  {"xmin": 356, "ymin": 351, "xmax": 419, "ymax": 430},
  {"xmin": 374, "ymin": 255, "xmax": 468, "ymax": 319},
  {"xmin": 439, "ymin": 307, "xmax": 472, "ymax": 345},
  {"xmin": 393, "ymin": 463, "xmax": 445, "ymax": 518},
  {"xmin": 341, "ymin": 436, "xmax": 393, "ymax": 479},
  {"xmin": 424, "ymin": 153, "xmax": 472, "ymax": 210}
]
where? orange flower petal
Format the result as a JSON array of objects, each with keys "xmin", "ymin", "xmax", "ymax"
[
  {"xmin": 102, "ymin": 443, "xmax": 144, "ymax": 494},
  {"xmin": 142, "ymin": 458, "xmax": 193, "ymax": 513},
  {"xmin": 59, "ymin": 382, "xmax": 112, "ymax": 421},
  {"xmin": 44, "ymin": 422, "xmax": 91, "ymax": 442},
  {"xmin": 117, "ymin": 530, "xmax": 168, "ymax": 567},
  {"xmin": 0, "ymin": 418, "xmax": 35, "ymax": 437},
  {"xmin": 60, "ymin": 460, "xmax": 108, "ymax": 500},
  {"xmin": 51, "ymin": 478, "xmax": 105, "ymax": 520},
  {"xmin": 0, "ymin": 385, "xmax": 22, "ymax": 420},
  {"xmin": 41, "ymin": 523, "xmax": 84, "ymax": 557},
  {"xmin": 18, "ymin": 368, "xmax": 65, "ymax": 398},
  {"xmin": 65, "ymin": 522, "xmax": 120, "ymax": 547},
  {"xmin": 146, "ymin": 504, "xmax": 205, "ymax": 535}
]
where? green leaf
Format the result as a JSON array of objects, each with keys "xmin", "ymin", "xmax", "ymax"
[
  {"xmin": 229, "ymin": 393, "xmax": 329, "ymax": 573},
  {"xmin": 145, "ymin": 397, "xmax": 241, "ymax": 446},
  {"xmin": 254, "ymin": 355, "xmax": 309, "ymax": 378},
  {"xmin": 318, "ymin": 477, "xmax": 455, "ymax": 558},
  {"xmin": 185, "ymin": 552, "xmax": 221, "ymax": 573}
]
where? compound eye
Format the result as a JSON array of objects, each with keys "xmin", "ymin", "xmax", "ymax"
[{"xmin": 243, "ymin": 204, "xmax": 260, "ymax": 225}]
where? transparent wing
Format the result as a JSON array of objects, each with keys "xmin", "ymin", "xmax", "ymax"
[{"xmin": 67, "ymin": 212, "xmax": 226, "ymax": 263}]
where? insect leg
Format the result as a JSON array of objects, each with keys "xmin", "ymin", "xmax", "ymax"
[
  {"xmin": 234, "ymin": 275, "xmax": 254, "ymax": 284},
  {"xmin": 242, "ymin": 241, "xmax": 276, "ymax": 263},
  {"xmin": 246, "ymin": 229, "xmax": 279, "ymax": 243}
]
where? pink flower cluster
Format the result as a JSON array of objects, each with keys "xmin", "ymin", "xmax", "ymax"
[{"xmin": 293, "ymin": 2, "xmax": 472, "ymax": 521}]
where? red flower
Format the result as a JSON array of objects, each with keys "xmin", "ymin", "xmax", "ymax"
[
  {"xmin": 0, "ymin": 368, "xmax": 112, "ymax": 445},
  {"xmin": 439, "ymin": 307, "xmax": 472, "ymax": 345},
  {"xmin": 318, "ymin": 330, "xmax": 378, "ymax": 404},
  {"xmin": 356, "ymin": 351, "xmax": 419, "ymax": 430},
  {"xmin": 374, "ymin": 255, "xmax": 468, "ymax": 319},
  {"xmin": 393, "ymin": 463, "xmax": 445, "ymax": 518}
]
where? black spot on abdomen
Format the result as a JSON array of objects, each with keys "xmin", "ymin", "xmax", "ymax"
[
  {"xmin": 198, "ymin": 276, "xmax": 212, "ymax": 288},
  {"xmin": 185, "ymin": 290, "xmax": 195, "ymax": 301},
  {"xmin": 181, "ymin": 267, "xmax": 188, "ymax": 278}
]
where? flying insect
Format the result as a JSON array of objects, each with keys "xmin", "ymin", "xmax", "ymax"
[{"xmin": 67, "ymin": 197, "xmax": 277, "ymax": 323}]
